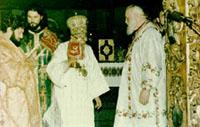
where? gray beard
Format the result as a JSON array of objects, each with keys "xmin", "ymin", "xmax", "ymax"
[{"xmin": 126, "ymin": 24, "xmax": 136, "ymax": 35}]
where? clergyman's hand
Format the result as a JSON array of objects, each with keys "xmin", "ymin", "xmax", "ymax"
[
  {"xmin": 139, "ymin": 88, "xmax": 150, "ymax": 105},
  {"xmin": 94, "ymin": 97, "xmax": 102, "ymax": 110},
  {"xmin": 24, "ymin": 56, "xmax": 37, "ymax": 69}
]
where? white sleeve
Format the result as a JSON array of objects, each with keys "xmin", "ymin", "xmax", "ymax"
[
  {"xmin": 46, "ymin": 43, "xmax": 68, "ymax": 85},
  {"xmin": 86, "ymin": 46, "xmax": 110, "ymax": 99},
  {"xmin": 140, "ymin": 28, "xmax": 165, "ymax": 89}
]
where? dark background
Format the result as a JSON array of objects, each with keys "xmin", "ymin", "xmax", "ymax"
[
  {"xmin": 0, "ymin": 0, "xmax": 134, "ymax": 62},
  {"xmin": 0, "ymin": 1, "xmax": 133, "ymax": 126}
]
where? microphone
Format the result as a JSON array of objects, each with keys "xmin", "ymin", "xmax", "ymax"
[
  {"xmin": 167, "ymin": 11, "xmax": 193, "ymax": 24},
  {"xmin": 166, "ymin": 10, "xmax": 200, "ymax": 37},
  {"xmin": 167, "ymin": 22, "xmax": 176, "ymax": 44}
]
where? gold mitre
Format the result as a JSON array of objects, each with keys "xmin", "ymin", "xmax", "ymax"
[{"xmin": 67, "ymin": 15, "xmax": 87, "ymax": 35}]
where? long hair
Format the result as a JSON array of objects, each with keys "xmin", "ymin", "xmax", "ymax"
[
  {"xmin": 25, "ymin": 3, "xmax": 48, "ymax": 30},
  {"xmin": 0, "ymin": 14, "xmax": 25, "ymax": 32}
]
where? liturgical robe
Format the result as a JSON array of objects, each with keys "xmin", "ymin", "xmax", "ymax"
[
  {"xmin": 0, "ymin": 37, "xmax": 41, "ymax": 127},
  {"xmin": 43, "ymin": 42, "xmax": 109, "ymax": 127},
  {"xmin": 114, "ymin": 22, "xmax": 167, "ymax": 127}
]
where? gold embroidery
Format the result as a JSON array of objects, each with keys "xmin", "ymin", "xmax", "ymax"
[{"xmin": 142, "ymin": 63, "xmax": 161, "ymax": 76}]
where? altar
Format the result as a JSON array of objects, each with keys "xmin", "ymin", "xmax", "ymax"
[{"xmin": 99, "ymin": 62, "xmax": 123, "ymax": 87}]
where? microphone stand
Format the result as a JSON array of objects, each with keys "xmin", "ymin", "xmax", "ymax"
[{"xmin": 185, "ymin": 19, "xmax": 200, "ymax": 36}]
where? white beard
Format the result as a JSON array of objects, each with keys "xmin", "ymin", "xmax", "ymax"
[{"xmin": 126, "ymin": 19, "xmax": 137, "ymax": 35}]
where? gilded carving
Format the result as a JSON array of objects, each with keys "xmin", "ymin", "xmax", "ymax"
[
  {"xmin": 188, "ymin": 42, "xmax": 200, "ymax": 127},
  {"xmin": 163, "ymin": 0, "xmax": 187, "ymax": 127},
  {"xmin": 165, "ymin": 43, "xmax": 185, "ymax": 72},
  {"xmin": 187, "ymin": 0, "xmax": 200, "ymax": 43},
  {"xmin": 187, "ymin": 0, "xmax": 200, "ymax": 126}
]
